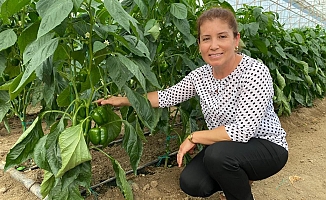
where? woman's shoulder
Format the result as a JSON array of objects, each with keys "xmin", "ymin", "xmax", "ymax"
[
  {"xmin": 240, "ymin": 53, "xmax": 269, "ymax": 73},
  {"xmin": 188, "ymin": 64, "xmax": 212, "ymax": 77}
]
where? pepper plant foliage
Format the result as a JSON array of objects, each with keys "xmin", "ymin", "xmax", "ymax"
[
  {"xmin": 237, "ymin": 5, "xmax": 326, "ymax": 115},
  {"xmin": 0, "ymin": 0, "xmax": 208, "ymax": 199},
  {"xmin": 1, "ymin": 0, "xmax": 326, "ymax": 200}
]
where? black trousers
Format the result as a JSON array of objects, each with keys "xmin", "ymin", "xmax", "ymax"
[{"xmin": 179, "ymin": 138, "xmax": 288, "ymax": 200}]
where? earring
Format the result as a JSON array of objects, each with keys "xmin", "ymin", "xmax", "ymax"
[{"xmin": 235, "ymin": 46, "xmax": 239, "ymax": 52}]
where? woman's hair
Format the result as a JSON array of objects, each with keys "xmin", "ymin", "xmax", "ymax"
[{"xmin": 197, "ymin": 7, "xmax": 238, "ymax": 42}]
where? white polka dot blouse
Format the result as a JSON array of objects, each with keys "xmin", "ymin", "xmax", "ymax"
[{"xmin": 158, "ymin": 54, "xmax": 288, "ymax": 150}]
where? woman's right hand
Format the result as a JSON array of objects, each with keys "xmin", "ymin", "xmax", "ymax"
[{"xmin": 94, "ymin": 96, "xmax": 130, "ymax": 107}]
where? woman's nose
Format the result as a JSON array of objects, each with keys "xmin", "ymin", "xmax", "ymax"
[{"xmin": 210, "ymin": 38, "xmax": 219, "ymax": 50}]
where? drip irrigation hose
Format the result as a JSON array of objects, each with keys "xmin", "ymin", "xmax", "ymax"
[
  {"xmin": 0, "ymin": 122, "xmax": 183, "ymax": 199},
  {"xmin": 81, "ymin": 150, "xmax": 178, "ymax": 195},
  {"xmin": 0, "ymin": 162, "xmax": 47, "ymax": 200}
]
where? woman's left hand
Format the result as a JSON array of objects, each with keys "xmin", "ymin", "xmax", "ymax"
[{"xmin": 177, "ymin": 139, "xmax": 196, "ymax": 167}]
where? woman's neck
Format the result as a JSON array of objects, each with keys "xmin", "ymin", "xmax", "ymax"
[{"xmin": 212, "ymin": 54, "xmax": 242, "ymax": 80}]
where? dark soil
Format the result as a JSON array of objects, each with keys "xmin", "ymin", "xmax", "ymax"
[{"xmin": 1, "ymin": 99, "xmax": 326, "ymax": 200}]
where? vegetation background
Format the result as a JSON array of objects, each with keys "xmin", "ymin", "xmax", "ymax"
[{"xmin": 0, "ymin": 0, "xmax": 325, "ymax": 199}]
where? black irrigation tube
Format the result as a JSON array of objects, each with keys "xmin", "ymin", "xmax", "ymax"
[{"xmin": 81, "ymin": 150, "xmax": 178, "ymax": 195}]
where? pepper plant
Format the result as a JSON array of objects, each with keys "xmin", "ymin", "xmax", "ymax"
[
  {"xmin": 236, "ymin": 5, "xmax": 326, "ymax": 115},
  {"xmin": 1, "ymin": 0, "xmax": 326, "ymax": 200},
  {"xmin": 0, "ymin": 0, "xmax": 210, "ymax": 199}
]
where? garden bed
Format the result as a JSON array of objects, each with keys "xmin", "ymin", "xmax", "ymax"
[{"xmin": 1, "ymin": 98, "xmax": 326, "ymax": 200}]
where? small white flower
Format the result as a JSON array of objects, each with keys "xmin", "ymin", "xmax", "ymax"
[
  {"xmin": 85, "ymin": 32, "xmax": 90, "ymax": 38},
  {"xmin": 104, "ymin": 40, "xmax": 110, "ymax": 46}
]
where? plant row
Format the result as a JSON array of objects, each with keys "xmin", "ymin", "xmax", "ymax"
[{"xmin": 0, "ymin": 0, "xmax": 325, "ymax": 199}]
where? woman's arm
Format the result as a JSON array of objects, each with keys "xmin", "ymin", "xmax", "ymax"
[
  {"xmin": 190, "ymin": 126, "xmax": 231, "ymax": 145},
  {"xmin": 94, "ymin": 91, "xmax": 159, "ymax": 108}
]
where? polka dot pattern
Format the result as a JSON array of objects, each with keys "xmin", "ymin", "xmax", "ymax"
[{"xmin": 158, "ymin": 54, "xmax": 288, "ymax": 150}]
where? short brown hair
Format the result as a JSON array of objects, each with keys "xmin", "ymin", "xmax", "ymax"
[{"xmin": 197, "ymin": 8, "xmax": 238, "ymax": 42}]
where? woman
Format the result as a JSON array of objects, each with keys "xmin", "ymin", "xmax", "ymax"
[{"xmin": 96, "ymin": 7, "xmax": 288, "ymax": 200}]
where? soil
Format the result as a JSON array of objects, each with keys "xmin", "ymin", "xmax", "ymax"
[{"xmin": 1, "ymin": 98, "xmax": 326, "ymax": 200}]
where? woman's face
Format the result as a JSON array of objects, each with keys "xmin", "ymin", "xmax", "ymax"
[{"xmin": 198, "ymin": 18, "xmax": 240, "ymax": 68}]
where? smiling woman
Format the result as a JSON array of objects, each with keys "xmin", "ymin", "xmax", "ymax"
[
  {"xmin": 197, "ymin": 8, "xmax": 241, "ymax": 79},
  {"xmin": 96, "ymin": 7, "xmax": 288, "ymax": 200}
]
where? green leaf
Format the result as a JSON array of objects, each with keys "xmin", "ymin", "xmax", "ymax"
[
  {"xmin": 299, "ymin": 45, "xmax": 308, "ymax": 54},
  {"xmin": 276, "ymin": 69, "xmax": 286, "ymax": 90},
  {"xmin": 0, "ymin": 91, "xmax": 11, "ymax": 122},
  {"xmin": 133, "ymin": 58, "xmax": 161, "ymax": 89},
  {"xmin": 275, "ymin": 46, "xmax": 287, "ymax": 59},
  {"xmin": 285, "ymin": 74, "xmax": 304, "ymax": 82},
  {"xmin": 0, "ymin": 53, "xmax": 5, "ymax": 75},
  {"xmin": 49, "ymin": 161, "xmax": 91, "ymax": 200},
  {"xmin": 9, "ymin": 71, "xmax": 37, "ymax": 100},
  {"xmin": 122, "ymin": 120, "xmax": 143, "ymax": 173},
  {"xmin": 183, "ymin": 33, "xmax": 197, "ymax": 47},
  {"xmin": 134, "ymin": 0, "xmax": 147, "ymax": 17},
  {"xmin": 106, "ymin": 56, "xmax": 133, "ymax": 90},
  {"xmin": 0, "ymin": 80, "xmax": 12, "ymax": 90},
  {"xmin": 123, "ymin": 35, "xmax": 151, "ymax": 59},
  {"xmin": 252, "ymin": 39, "xmax": 268, "ymax": 55},
  {"xmin": 33, "ymin": 135, "xmax": 51, "ymax": 172},
  {"xmin": 170, "ymin": 3, "xmax": 187, "ymax": 19},
  {"xmin": 247, "ymin": 22, "xmax": 259, "ymax": 36},
  {"xmin": 57, "ymin": 85, "xmax": 74, "ymax": 107},
  {"xmin": 124, "ymin": 86, "xmax": 160, "ymax": 131},
  {"xmin": 294, "ymin": 33, "xmax": 304, "ymax": 44},
  {"xmin": 117, "ymin": 54, "xmax": 147, "ymax": 92},
  {"xmin": 18, "ymin": 21, "xmax": 40, "ymax": 53},
  {"xmin": 45, "ymin": 120, "xmax": 65, "ymax": 176},
  {"xmin": 0, "ymin": 29, "xmax": 17, "ymax": 51},
  {"xmin": 56, "ymin": 124, "xmax": 92, "ymax": 178},
  {"xmin": 298, "ymin": 61, "xmax": 309, "ymax": 75},
  {"xmin": 23, "ymin": 32, "xmax": 55, "ymax": 64},
  {"xmin": 304, "ymin": 74, "xmax": 313, "ymax": 86},
  {"xmin": 71, "ymin": 0, "xmax": 83, "ymax": 12},
  {"xmin": 180, "ymin": 54, "xmax": 198, "ymax": 70},
  {"xmin": 4, "ymin": 117, "xmax": 44, "ymax": 171},
  {"xmin": 274, "ymin": 84, "xmax": 291, "ymax": 115},
  {"xmin": 36, "ymin": 0, "xmax": 73, "ymax": 38},
  {"xmin": 172, "ymin": 18, "xmax": 196, "ymax": 47},
  {"xmin": 316, "ymin": 83, "xmax": 322, "ymax": 95},
  {"xmin": 147, "ymin": 24, "xmax": 160, "ymax": 40},
  {"xmin": 1, "ymin": 0, "xmax": 31, "ymax": 24},
  {"xmin": 109, "ymin": 157, "xmax": 133, "ymax": 200},
  {"xmin": 73, "ymin": 20, "xmax": 91, "ymax": 37},
  {"xmin": 40, "ymin": 170, "xmax": 55, "ymax": 198},
  {"xmin": 294, "ymin": 92, "xmax": 305, "ymax": 106},
  {"xmin": 14, "ymin": 38, "xmax": 59, "ymax": 93},
  {"xmin": 103, "ymin": 0, "xmax": 138, "ymax": 33},
  {"xmin": 103, "ymin": 107, "xmax": 122, "ymax": 144},
  {"xmin": 93, "ymin": 41, "xmax": 106, "ymax": 53}
]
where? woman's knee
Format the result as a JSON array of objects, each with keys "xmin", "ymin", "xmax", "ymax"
[
  {"xmin": 203, "ymin": 142, "xmax": 239, "ymax": 171},
  {"xmin": 179, "ymin": 166, "xmax": 219, "ymax": 197}
]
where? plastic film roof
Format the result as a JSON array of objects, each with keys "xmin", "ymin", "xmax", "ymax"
[{"xmin": 230, "ymin": 0, "xmax": 326, "ymax": 29}]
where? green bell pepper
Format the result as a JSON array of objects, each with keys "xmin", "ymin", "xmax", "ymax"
[
  {"xmin": 91, "ymin": 106, "xmax": 109, "ymax": 126},
  {"xmin": 88, "ymin": 126, "xmax": 110, "ymax": 147}
]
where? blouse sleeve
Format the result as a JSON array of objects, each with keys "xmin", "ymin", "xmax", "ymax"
[
  {"xmin": 224, "ymin": 62, "xmax": 274, "ymax": 142},
  {"xmin": 158, "ymin": 72, "xmax": 197, "ymax": 108}
]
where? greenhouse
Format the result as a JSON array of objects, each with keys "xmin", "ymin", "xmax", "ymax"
[
  {"xmin": 0, "ymin": 0, "xmax": 325, "ymax": 199},
  {"xmin": 229, "ymin": 0, "xmax": 326, "ymax": 28}
]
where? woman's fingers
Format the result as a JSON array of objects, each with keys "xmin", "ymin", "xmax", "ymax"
[{"xmin": 177, "ymin": 151, "xmax": 184, "ymax": 167}]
